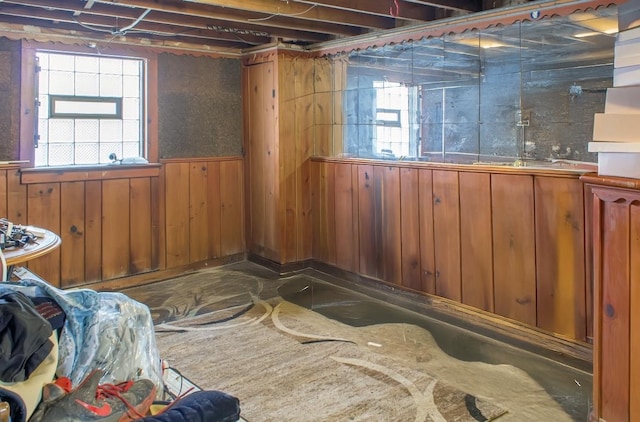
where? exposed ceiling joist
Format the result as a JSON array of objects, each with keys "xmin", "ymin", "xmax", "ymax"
[{"xmin": 0, "ymin": 0, "xmax": 590, "ymax": 53}]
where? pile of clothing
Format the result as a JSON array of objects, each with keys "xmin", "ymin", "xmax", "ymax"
[{"xmin": 0, "ymin": 279, "xmax": 240, "ymax": 422}]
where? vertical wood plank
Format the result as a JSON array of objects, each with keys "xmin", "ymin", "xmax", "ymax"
[
  {"xmin": 129, "ymin": 177, "xmax": 152, "ymax": 274},
  {"xmin": 60, "ymin": 182, "xmax": 85, "ymax": 287},
  {"xmin": 351, "ymin": 164, "xmax": 360, "ymax": 274},
  {"xmin": 325, "ymin": 161, "xmax": 337, "ymax": 265},
  {"xmin": 7, "ymin": 169, "xmax": 26, "ymax": 223},
  {"xmin": 282, "ymin": 106, "xmax": 297, "ymax": 263},
  {"xmin": 315, "ymin": 161, "xmax": 329, "ymax": 262},
  {"xmin": 164, "ymin": 162, "xmax": 190, "ymax": 268},
  {"xmin": 247, "ymin": 62, "xmax": 266, "ymax": 256},
  {"xmin": 263, "ymin": 62, "xmax": 279, "ymax": 262},
  {"xmin": 189, "ymin": 163, "xmax": 209, "ymax": 262},
  {"xmin": 492, "ymin": 174, "xmax": 537, "ymax": 326},
  {"xmin": 220, "ymin": 160, "xmax": 245, "ymax": 255},
  {"xmin": 459, "ymin": 172, "xmax": 494, "ymax": 312},
  {"xmin": 631, "ymin": 201, "xmax": 640, "ymax": 421},
  {"xmin": 334, "ymin": 163, "xmax": 357, "ymax": 272},
  {"xmin": 0, "ymin": 170, "xmax": 7, "ymax": 218},
  {"xmin": 84, "ymin": 181, "xmax": 102, "ymax": 283},
  {"xmin": 400, "ymin": 168, "xmax": 421, "ymax": 291},
  {"xmin": 298, "ymin": 156, "xmax": 312, "ymax": 260},
  {"xmin": 432, "ymin": 170, "xmax": 461, "ymax": 301},
  {"xmin": 535, "ymin": 177, "xmax": 586, "ymax": 340},
  {"xmin": 584, "ymin": 184, "xmax": 594, "ymax": 344},
  {"xmin": 280, "ymin": 57, "xmax": 297, "ymax": 263},
  {"xmin": 151, "ymin": 173, "xmax": 163, "ymax": 271},
  {"xmin": 26, "ymin": 183, "xmax": 61, "ymax": 286},
  {"xmin": 600, "ymin": 199, "xmax": 630, "ymax": 422},
  {"xmin": 380, "ymin": 166, "xmax": 402, "ymax": 285},
  {"xmin": 358, "ymin": 165, "xmax": 377, "ymax": 278},
  {"xmin": 102, "ymin": 179, "xmax": 130, "ymax": 280},
  {"xmin": 208, "ymin": 161, "xmax": 222, "ymax": 258},
  {"xmin": 419, "ymin": 169, "xmax": 436, "ymax": 294},
  {"xmin": 591, "ymin": 192, "xmax": 603, "ymax": 419},
  {"xmin": 311, "ymin": 161, "xmax": 321, "ymax": 261},
  {"xmin": 296, "ymin": 60, "xmax": 314, "ymax": 261}
]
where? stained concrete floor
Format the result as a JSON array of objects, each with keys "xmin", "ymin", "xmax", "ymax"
[{"xmin": 124, "ymin": 260, "xmax": 592, "ymax": 421}]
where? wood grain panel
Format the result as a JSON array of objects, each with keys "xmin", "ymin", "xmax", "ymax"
[
  {"xmin": 60, "ymin": 182, "xmax": 85, "ymax": 287},
  {"xmin": 220, "ymin": 160, "xmax": 244, "ymax": 255},
  {"xmin": 207, "ymin": 161, "xmax": 222, "ymax": 258},
  {"xmin": 295, "ymin": 56, "xmax": 314, "ymax": 97},
  {"xmin": 323, "ymin": 161, "xmax": 337, "ymax": 265},
  {"xmin": 584, "ymin": 184, "xmax": 594, "ymax": 344},
  {"xmin": 432, "ymin": 170, "xmax": 461, "ymax": 301},
  {"xmin": 129, "ymin": 177, "xmax": 152, "ymax": 274},
  {"xmin": 311, "ymin": 161, "xmax": 321, "ymax": 261},
  {"xmin": 631, "ymin": 201, "xmax": 640, "ymax": 422},
  {"xmin": 297, "ymin": 154, "xmax": 312, "ymax": 261},
  {"xmin": 400, "ymin": 168, "xmax": 421, "ymax": 290},
  {"xmin": 279, "ymin": 57, "xmax": 295, "ymax": 263},
  {"xmin": 189, "ymin": 163, "xmax": 210, "ymax": 262},
  {"xmin": 263, "ymin": 62, "xmax": 279, "ymax": 262},
  {"xmin": 314, "ymin": 58, "xmax": 333, "ymax": 94},
  {"xmin": 7, "ymin": 169, "xmax": 26, "ymax": 223},
  {"xmin": 164, "ymin": 162, "xmax": 190, "ymax": 267},
  {"xmin": 358, "ymin": 165, "xmax": 377, "ymax": 278},
  {"xmin": 282, "ymin": 94, "xmax": 297, "ymax": 264},
  {"xmin": 0, "ymin": 170, "xmax": 7, "ymax": 218},
  {"xmin": 84, "ymin": 180, "xmax": 102, "ymax": 283},
  {"xmin": 419, "ymin": 169, "xmax": 436, "ymax": 294},
  {"xmin": 492, "ymin": 174, "xmax": 536, "ymax": 326},
  {"xmin": 102, "ymin": 179, "xmax": 130, "ymax": 280},
  {"xmin": 600, "ymin": 199, "xmax": 630, "ymax": 422},
  {"xmin": 334, "ymin": 163, "xmax": 357, "ymax": 272},
  {"xmin": 380, "ymin": 165, "xmax": 402, "ymax": 285},
  {"xmin": 26, "ymin": 183, "xmax": 61, "ymax": 286},
  {"xmin": 459, "ymin": 172, "xmax": 493, "ymax": 312},
  {"xmin": 246, "ymin": 62, "xmax": 266, "ymax": 256},
  {"xmin": 535, "ymin": 177, "xmax": 586, "ymax": 340},
  {"xmin": 295, "ymin": 78, "xmax": 314, "ymax": 261}
]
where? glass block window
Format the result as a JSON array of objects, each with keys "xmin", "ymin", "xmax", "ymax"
[{"xmin": 35, "ymin": 51, "xmax": 145, "ymax": 167}]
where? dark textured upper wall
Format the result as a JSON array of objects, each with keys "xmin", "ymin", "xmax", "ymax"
[
  {"xmin": 0, "ymin": 38, "xmax": 22, "ymax": 162},
  {"xmin": 158, "ymin": 54, "xmax": 243, "ymax": 159}
]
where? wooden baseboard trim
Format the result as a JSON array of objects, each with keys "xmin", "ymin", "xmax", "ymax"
[
  {"xmin": 247, "ymin": 253, "xmax": 312, "ymax": 275},
  {"xmin": 75, "ymin": 253, "xmax": 247, "ymax": 291},
  {"xmin": 307, "ymin": 260, "xmax": 593, "ymax": 370}
]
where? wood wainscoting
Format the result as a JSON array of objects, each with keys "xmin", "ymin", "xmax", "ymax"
[
  {"xmin": 583, "ymin": 175, "xmax": 640, "ymax": 422},
  {"xmin": 311, "ymin": 158, "xmax": 592, "ymax": 345},
  {"xmin": 0, "ymin": 157, "xmax": 245, "ymax": 289}
]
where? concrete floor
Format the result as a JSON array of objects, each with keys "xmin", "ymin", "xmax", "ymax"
[{"xmin": 124, "ymin": 261, "xmax": 592, "ymax": 421}]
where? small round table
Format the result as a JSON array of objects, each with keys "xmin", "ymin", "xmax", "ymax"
[{"xmin": 3, "ymin": 228, "xmax": 61, "ymax": 267}]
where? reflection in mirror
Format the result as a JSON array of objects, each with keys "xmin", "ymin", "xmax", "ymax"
[{"xmin": 341, "ymin": 6, "xmax": 616, "ymax": 165}]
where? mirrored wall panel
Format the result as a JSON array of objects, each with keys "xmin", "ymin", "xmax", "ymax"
[{"xmin": 340, "ymin": 6, "xmax": 617, "ymax": 164}]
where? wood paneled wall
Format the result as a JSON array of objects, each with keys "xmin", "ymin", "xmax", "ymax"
[
  {"xmin": 164, "ymin": 159, "xmax": 245, "ymax": 268},
  {"xmin": 585, "ymin": 179, "xmax": 640, "ymax": 422},
  {"xmin": 0, "ymin": 157, "xmax": 244, "ymax": 288},
  {"xmin": 311, "ymin": 159, "xmax": 591, "ymax": 343},
  {"xmin": 243, "ymin": 53, "xmax": 333, "ymax": 264}
]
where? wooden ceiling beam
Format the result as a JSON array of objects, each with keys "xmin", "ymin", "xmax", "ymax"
[
  {"xmin": 402, "ymin": 0, "xmax": 479, "ymax": 13},
  {"xmin": 181, "ymin": 0, "xmax": 396, "ymax": 29},
  {"xmin": 0, "ymin": 5, "xmax": 269, "ymax": 45},
  {"xmin": 4, "ymin": 0, "xmax": 330, "ymax": 43},
  {"xmin": 291, "ymin": 0, "xmax": 437, "ymax": 22},
  {"xmin": 91, "ymin": 0, "xmax": 363, "ymax": 37},
  {"xmin": 0, "ymin": 15, "xmax": 249, "ymax": 49}
]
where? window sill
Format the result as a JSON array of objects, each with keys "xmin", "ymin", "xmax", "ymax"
[{"xmin": 20, "ymin": 163, "xmax": 162, "ymax": 184}]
